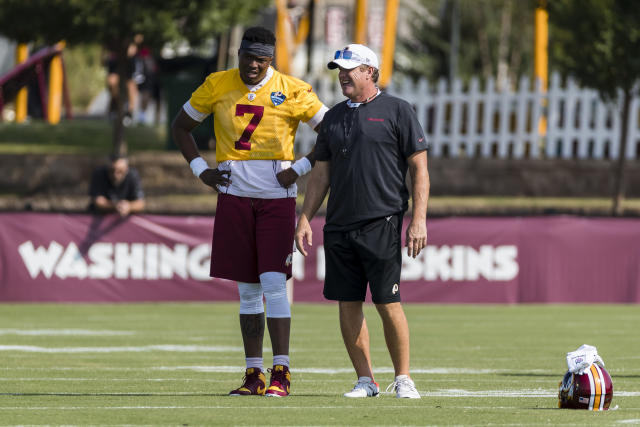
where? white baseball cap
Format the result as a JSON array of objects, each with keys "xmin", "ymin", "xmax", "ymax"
[{"xmin": 328, "ymin": 44, "xmax": 379, "ymax": 70}]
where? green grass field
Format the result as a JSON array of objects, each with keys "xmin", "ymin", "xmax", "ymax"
[{"xmin": 1, "ymin": 303, "xmax": 638, "ymax": 426}]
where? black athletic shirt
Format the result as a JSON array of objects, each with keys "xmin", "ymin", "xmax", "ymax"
[{"xmin": 315, "ymin": 91, "xmax": 429, "ymax": 231}]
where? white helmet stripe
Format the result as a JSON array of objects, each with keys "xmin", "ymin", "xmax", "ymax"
[
  {"xmin": 594, "ymin": 364, "xmax": 606, "ymax": 410},
  {"xmin": 586, "ymin": 367, "xmax": 595, "ymax": 410}
]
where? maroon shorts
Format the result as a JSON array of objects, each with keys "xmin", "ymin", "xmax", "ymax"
[{"xmin": 210, "ymin": 193, "xmax": 296, "ymax": 283}]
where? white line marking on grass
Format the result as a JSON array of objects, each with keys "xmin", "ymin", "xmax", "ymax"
[
  {"xmin": 0, "ymin": 345, "xmax": 242, "ymax": 353},
  {"xmin": 156, "ymin": 366, "xmax": 509, "ymax": 374},
  {"xmin": 4, "ymin": 404, "xmax": 640, "ymax": 412},
  {"xmin": 0, "ymin": 378, "xmax": 229, "ymax": 382},
  {"xmin": 424, "ymin": 389, "xmax": 640, "ymax": 398},
  {"xmin": 0, "ymin": 329, "xmax": 134, "ymax": 336},
  {"xmin": 0, "ymin": 405, "xmax": 460, "ymax": 410},
  {"xmin": 424, "ymin": 389, "xmax": 554, "ymax": 397}
]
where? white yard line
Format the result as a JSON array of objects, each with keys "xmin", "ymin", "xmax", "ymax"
[
  {"xmin": 1, "ymin": 379, "xmax": 638, "ymax": 397},
  {"xmin": 3, "ymin": 364, "xmax": 640, "ymax": 378},
  {"xmin": 3, "ymin": 404, "xmax": 640, "ymax": 414},
  {"xmin": 0, "ymin": 406, "xmax": 423, "ymax": 410},
  {"xmin": 0, "ymin": 329, "xmax": 134, "ymax": 336},
  {"xmin": 0, "ymin": 345, "xmax": 241, "ymax": 353},
  {"xmin": 154, "ymin": 366, "xmax": 510, "ymax": 374},
  {"xmin": 0, "ymin": 378, "xmax": 228, "ymax": 382}
]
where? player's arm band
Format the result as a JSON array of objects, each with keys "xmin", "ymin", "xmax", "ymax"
[
  {"xmin": 291, "ymin": 157, "xmax": 312, "ymax": 176},
  {"xmin": 183, "ymin": 101, "xmax": 208, "ymax": 122},
  {"xmin": 189, "ymin": 157, "xmax": 210, "ymax": 177}
]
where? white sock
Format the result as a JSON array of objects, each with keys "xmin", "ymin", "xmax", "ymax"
[
  {"xmin": 395, "ymin": 374, "xmax": 409, "ymax": 381},
  {"xmin": 246, "ymin": 357, "xmax": 263, "ymax": 371},
  {"xmin": 358, "ymin": 376, "xmax": 373, "ymax": 383},
  {"xmin": 272, "ymin": 354, "xmax": 290, "ymax": 367}
]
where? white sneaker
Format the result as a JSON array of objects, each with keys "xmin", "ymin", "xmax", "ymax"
[
  {"xmin": 343, "ymin": 378, "xmax": 380, "ymax": 398},
  {"xmin": 386, "ymin": 375, "xmax": 421, "ymax": 399}
]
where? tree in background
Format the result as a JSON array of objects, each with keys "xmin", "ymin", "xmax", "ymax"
[
  {"xmin": 549, "ymin": 0, "xmax": 640, "ymax": 215},
  {"xmin": 398, "ymin": 0, "xmax": 535, "ymax": 89},
  {"xmin": 0, "ymin": 0, "xmax": 269, "ymax": 156}
]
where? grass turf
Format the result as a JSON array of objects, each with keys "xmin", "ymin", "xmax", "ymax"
[{"xmin": 0, "ymin": 303, "xmax": 638, "ymax": 426}]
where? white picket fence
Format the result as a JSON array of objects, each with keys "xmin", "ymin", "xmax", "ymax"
[{"xmin": 296, "ymin": 72, "xmax": 640, "ymax": 160}]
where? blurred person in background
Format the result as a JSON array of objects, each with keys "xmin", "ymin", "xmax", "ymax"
[
  {"xmin": 88, "ymin": 154, "xmax": 145, "ymax": 216},
  {"xmin": 295, "ymin": 44, "xmax": 430, "ymax": 399},
  {"xmin": 171, "ymin": 26, "xmax": 328, "ymax": 397},
  {"xmin": 132, "ymin": 35, "xmax": 161, "ymax": 125},
  {"xmin": 104, "ymin": 38, "xmax": 139, "ymax": 126}
]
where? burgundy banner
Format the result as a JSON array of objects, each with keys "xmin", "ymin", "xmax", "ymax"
[{"xmin": 1, "ymin": 213, "xmax": 639, "ymax": 303}]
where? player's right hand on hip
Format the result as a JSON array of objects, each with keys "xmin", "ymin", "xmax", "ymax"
[{"xmin": 200, "ymin": 168, "xmax": 231, "ymax": 191}]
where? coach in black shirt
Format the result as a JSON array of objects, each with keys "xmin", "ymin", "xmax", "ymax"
[
  {"xmin": 89, "ymin": 154, "xmax": 145, "ymax": 216},
  {"xmin": 295, "ymin": 44, "xmax": 429, "ymax": 399}
]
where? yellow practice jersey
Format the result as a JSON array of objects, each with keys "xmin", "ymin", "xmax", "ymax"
[{"xmin": 188, "ymin": 67, "xmax": 323, "ymax": 162}]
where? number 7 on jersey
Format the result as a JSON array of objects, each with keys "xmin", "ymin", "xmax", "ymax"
[{"xmin": 235, "ymin": 104, "xmax": 264, "ymax": 150}]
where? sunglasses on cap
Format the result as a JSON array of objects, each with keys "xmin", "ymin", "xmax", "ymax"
[{"xmin": 334, "ymin": 49, "xmax": 366, "ymax": 62}]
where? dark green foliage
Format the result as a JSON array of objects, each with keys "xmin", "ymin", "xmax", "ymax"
[
  {"xmin": 398, "ymin": 0, "xmax": 535, "ymax": 84},
  {"xmin": 549, "ymin": 0, "xmax": 640, "ymax": 99},
  {"xmin": 549, "ymin": 0, "xmax": 640, "ymax": 214},
  {"xmin": 0, "ymin": 0, "xmax": 271, "ymax": 50}
]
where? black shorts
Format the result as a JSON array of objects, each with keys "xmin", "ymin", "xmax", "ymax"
[{"xmin": 323, "ymin": 214, "xmax": 402, "ymax": 304}]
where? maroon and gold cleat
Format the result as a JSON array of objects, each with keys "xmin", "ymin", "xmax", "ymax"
[
  {"xmin": 266, "ymin": 365, "xmax": 291, "ymax": 397},
  {"xmin": 229, "ymin": 368, "xmax": 267, "ymax": 396}
]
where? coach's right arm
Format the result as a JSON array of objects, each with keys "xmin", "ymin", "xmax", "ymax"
[{"xmin": 295, "ymin": 160, "xmax": 330, "ymax": 257}]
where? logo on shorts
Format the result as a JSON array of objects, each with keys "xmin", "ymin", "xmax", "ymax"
[
  {"xmin": 392, "ymin": 283, "xmax": 399, "ymax": 295},
  {"xmin": 285, "ymin": 253, "xmax": 293, "ymax": 267}
]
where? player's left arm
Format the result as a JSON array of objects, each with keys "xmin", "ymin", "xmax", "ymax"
[
  {"xmin": 276, "ymin": 144, "xmax": 319, "ymax": 188},
  {"xmin": 172, "ymin": 108, "xmax": 230, "ymax": 190},
  {"xmin": 406, "ymin": 150, "xmax": 430, "ymax": 258},
  {"xmin": 276, "ymin": 85, "xmax": 328, "ymax": 188}
]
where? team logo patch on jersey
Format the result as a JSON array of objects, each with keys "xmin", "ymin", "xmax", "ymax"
[{"xmin": 271, "ymin": 91, "xmax": 286, "ymax": 106}]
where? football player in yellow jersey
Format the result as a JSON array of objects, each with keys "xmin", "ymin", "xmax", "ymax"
[{"xmin": 171, "ymin": 27, "xmax": 327, "ymax": 397}]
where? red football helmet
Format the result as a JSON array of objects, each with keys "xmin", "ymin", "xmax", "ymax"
[{"xmin": 558, "ymin": 364, "xmax": 613, "ymax": 410}]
